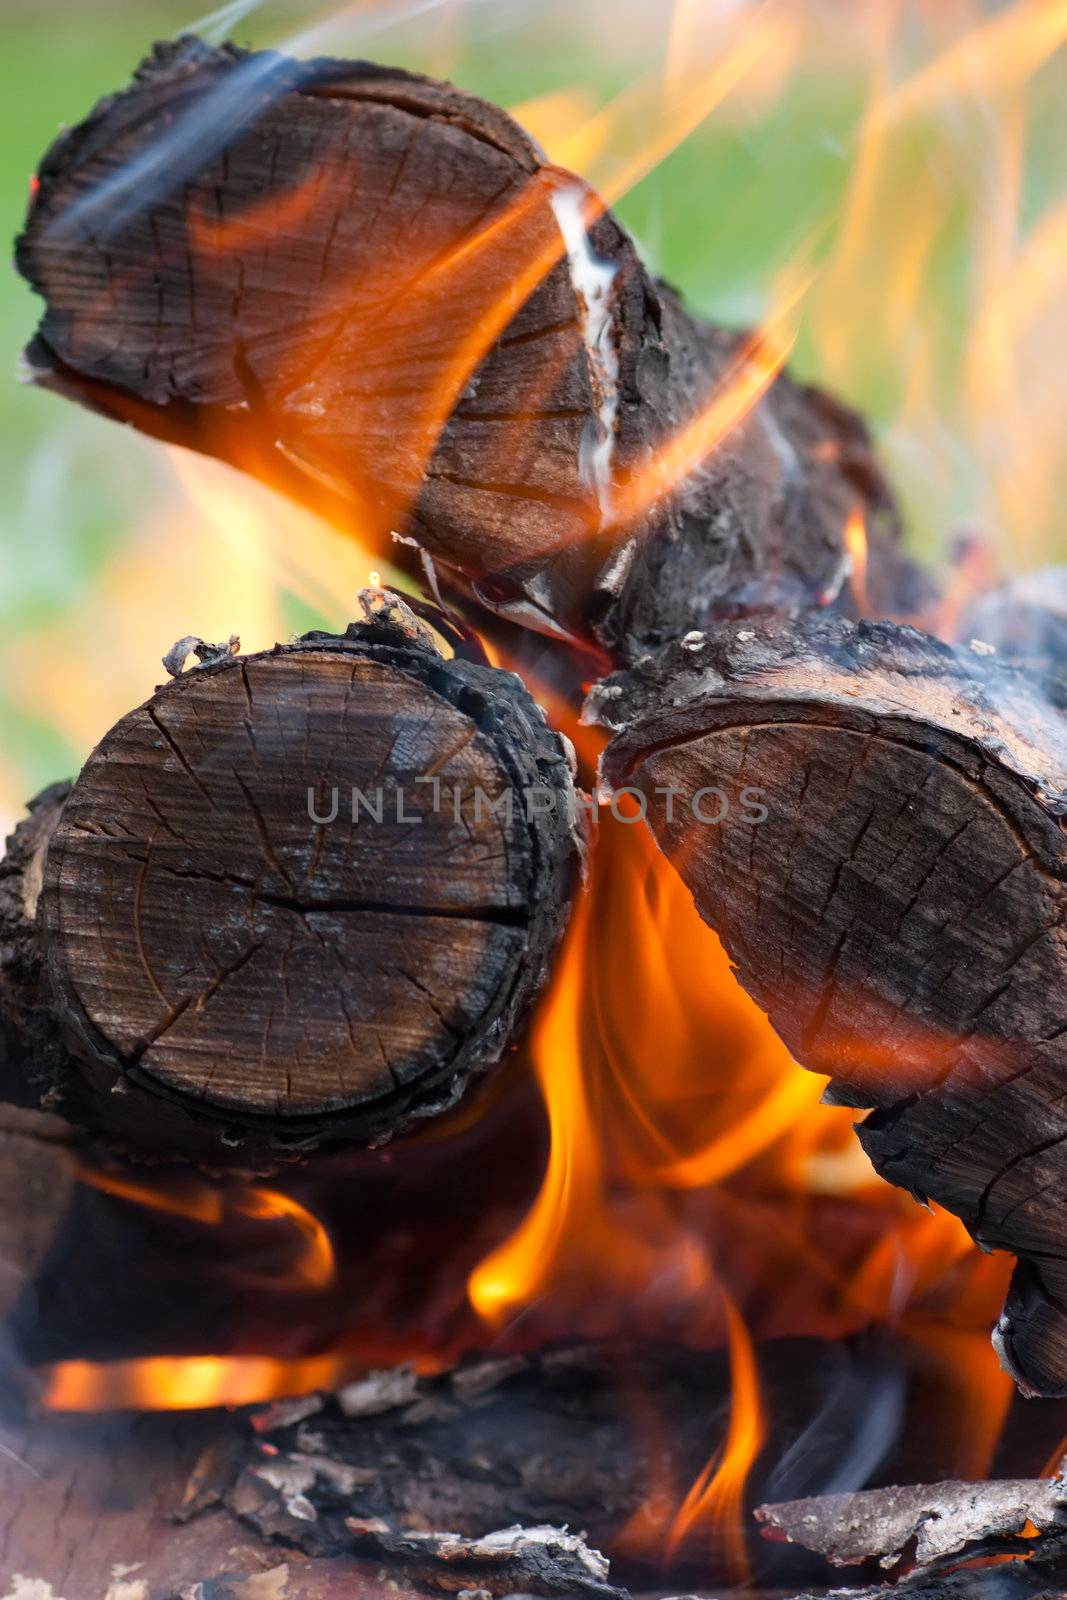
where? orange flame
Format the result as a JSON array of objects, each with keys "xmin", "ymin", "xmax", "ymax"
[
  {"xmin": 41, "ymin": 1353, "xmax": 353, "ymax": 1412},
  {"xmin": 237, "ymin": 1187, "xmax": 336, "ymax": 1292},
  {"xmin": 468, "ymin": 880, "xmax": 696, "ymax": 1326},
  {"xmin": 844, "ymin": 504, "xmax": 870, "ymax": 616},
  {"xmin": 667, "ymin": 1298, "xmax": 765, "ymax": 1579},
  {"xmin": 77, "ymin": 1165, "xmax": 335, "ymax": 1292}
]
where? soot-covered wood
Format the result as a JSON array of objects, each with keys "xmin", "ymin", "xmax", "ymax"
[
  {"xmin": 2, "ymin": 602, "xmax": 580, "ymax": 1164},
  {"xmin": 16, "ymin": 36, "xmax": 914, "ymax": 661},
  {"xmin": 595, "ymin": 614, "xmax": 1067, "ymax": 1397}
]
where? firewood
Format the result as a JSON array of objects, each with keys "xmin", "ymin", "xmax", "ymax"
[
  {"xmin": 16, "ymin": 37, "xmax": 918, "ymax": 663},
  {"xmin": 1, "ymin": 593, "xmax": 581, "ymax": 1165},
  {"xmin": 593, "ymin": 613, "xmax": 1067, "ymax": 1397}
]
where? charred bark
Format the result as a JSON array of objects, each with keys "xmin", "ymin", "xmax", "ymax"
[
  {"xmin": 16, "ymin": 37, "xmax": 918, "ymax": 664},
  {"xmin": 758, "ymin": 1479, "xmax": 1067, "ymax": 1600},
  {"xmin": 0, "ymin": 594, "xmax": 581, "ymax": 1165},
  {"xmin": 594, "ymin": 614, "xmax": 1067, "ymax": 1396},
  {"xmin": 962, "ymin": 565, "xmax": 1067, "ymax": 676}
]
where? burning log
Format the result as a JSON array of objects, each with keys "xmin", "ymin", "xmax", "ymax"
[
  {"xmin": 16, "ymin": 37, "xmax": 918, "ymax": 663},
  {"xmin": 593, "ymin": 613, "xmax": 1067, "ymax": 1397},
  {"xmin": 0, "ymin": 593, "xmax": 581, "ymax": 1165}
]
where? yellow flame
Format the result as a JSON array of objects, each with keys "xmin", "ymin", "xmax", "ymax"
[{"xmin": 467, "ymin": 889, "xmax": 603, "ymax": 1325}]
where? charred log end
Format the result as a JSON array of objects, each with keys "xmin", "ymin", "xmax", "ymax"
[
  {"xmin": 5, "ymin": 609, "xmax": 580, "ymax": 1164},
  {"xmin": 595, "ymin": 614, "xmax": 1067, "ymax": 1395}
]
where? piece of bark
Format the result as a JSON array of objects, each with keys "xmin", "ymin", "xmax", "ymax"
[
  {"xmin": 756, "ymin": 1479, "xmax": 1067, "ymax": 1570},
  {"xmin": 3, "ymin": 594, "xmax": 581, "ymax": 1165},
  {"xmin": 594, "ymin": 614, "xmax": 1067, "ymax": 1396},
  {"xmin": 322, "ymin": 1523, "xmax": 624, "ymax": 1598},
  {"xmin": 759, "ymin": 1480, "xmax": 1067, "ymax": 1600},
  {"xmin": 16, "ymin": 36, "xmax": 916, "ymax": 663}
]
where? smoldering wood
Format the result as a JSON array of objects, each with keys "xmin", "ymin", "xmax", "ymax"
[
  {"xmin": 165, "ymin": 1337, "xmax": 1059, "ymax": 1589},
  {"xmin": 0, "ymin": 1345, "xmax": 747, "ymax": 1600},
  {"xmin": 594, "ymin": 613, "xmax": 1067, "ymax": 1398},
  {"xmin": 16, "ymin": 37, "xmax": 920, "ymax": 665},
  {"xmin": 0, "ymin": 1394, "xmax": 777, "ymax": 1600},
  {"xmin": 0, "ymin": 1340, "xmax": 1064, "ymax": 1600},
  {"xmin": 0, "ymin": 596, "xmax": 581, "ymax": 1165}
]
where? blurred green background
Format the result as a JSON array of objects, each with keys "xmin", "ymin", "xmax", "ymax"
[{"xmin": 1, "ymin": 0, "xmax": 1065, "ymax": 825}]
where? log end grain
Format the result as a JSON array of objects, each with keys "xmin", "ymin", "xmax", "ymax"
[
  {"xmin": 8, "ymin": 604, "xmax": 582, "ymax": 1164},
  {"xmin": 595, "ymin": 614, "xmax": 1067, "ymax": 1395}
]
